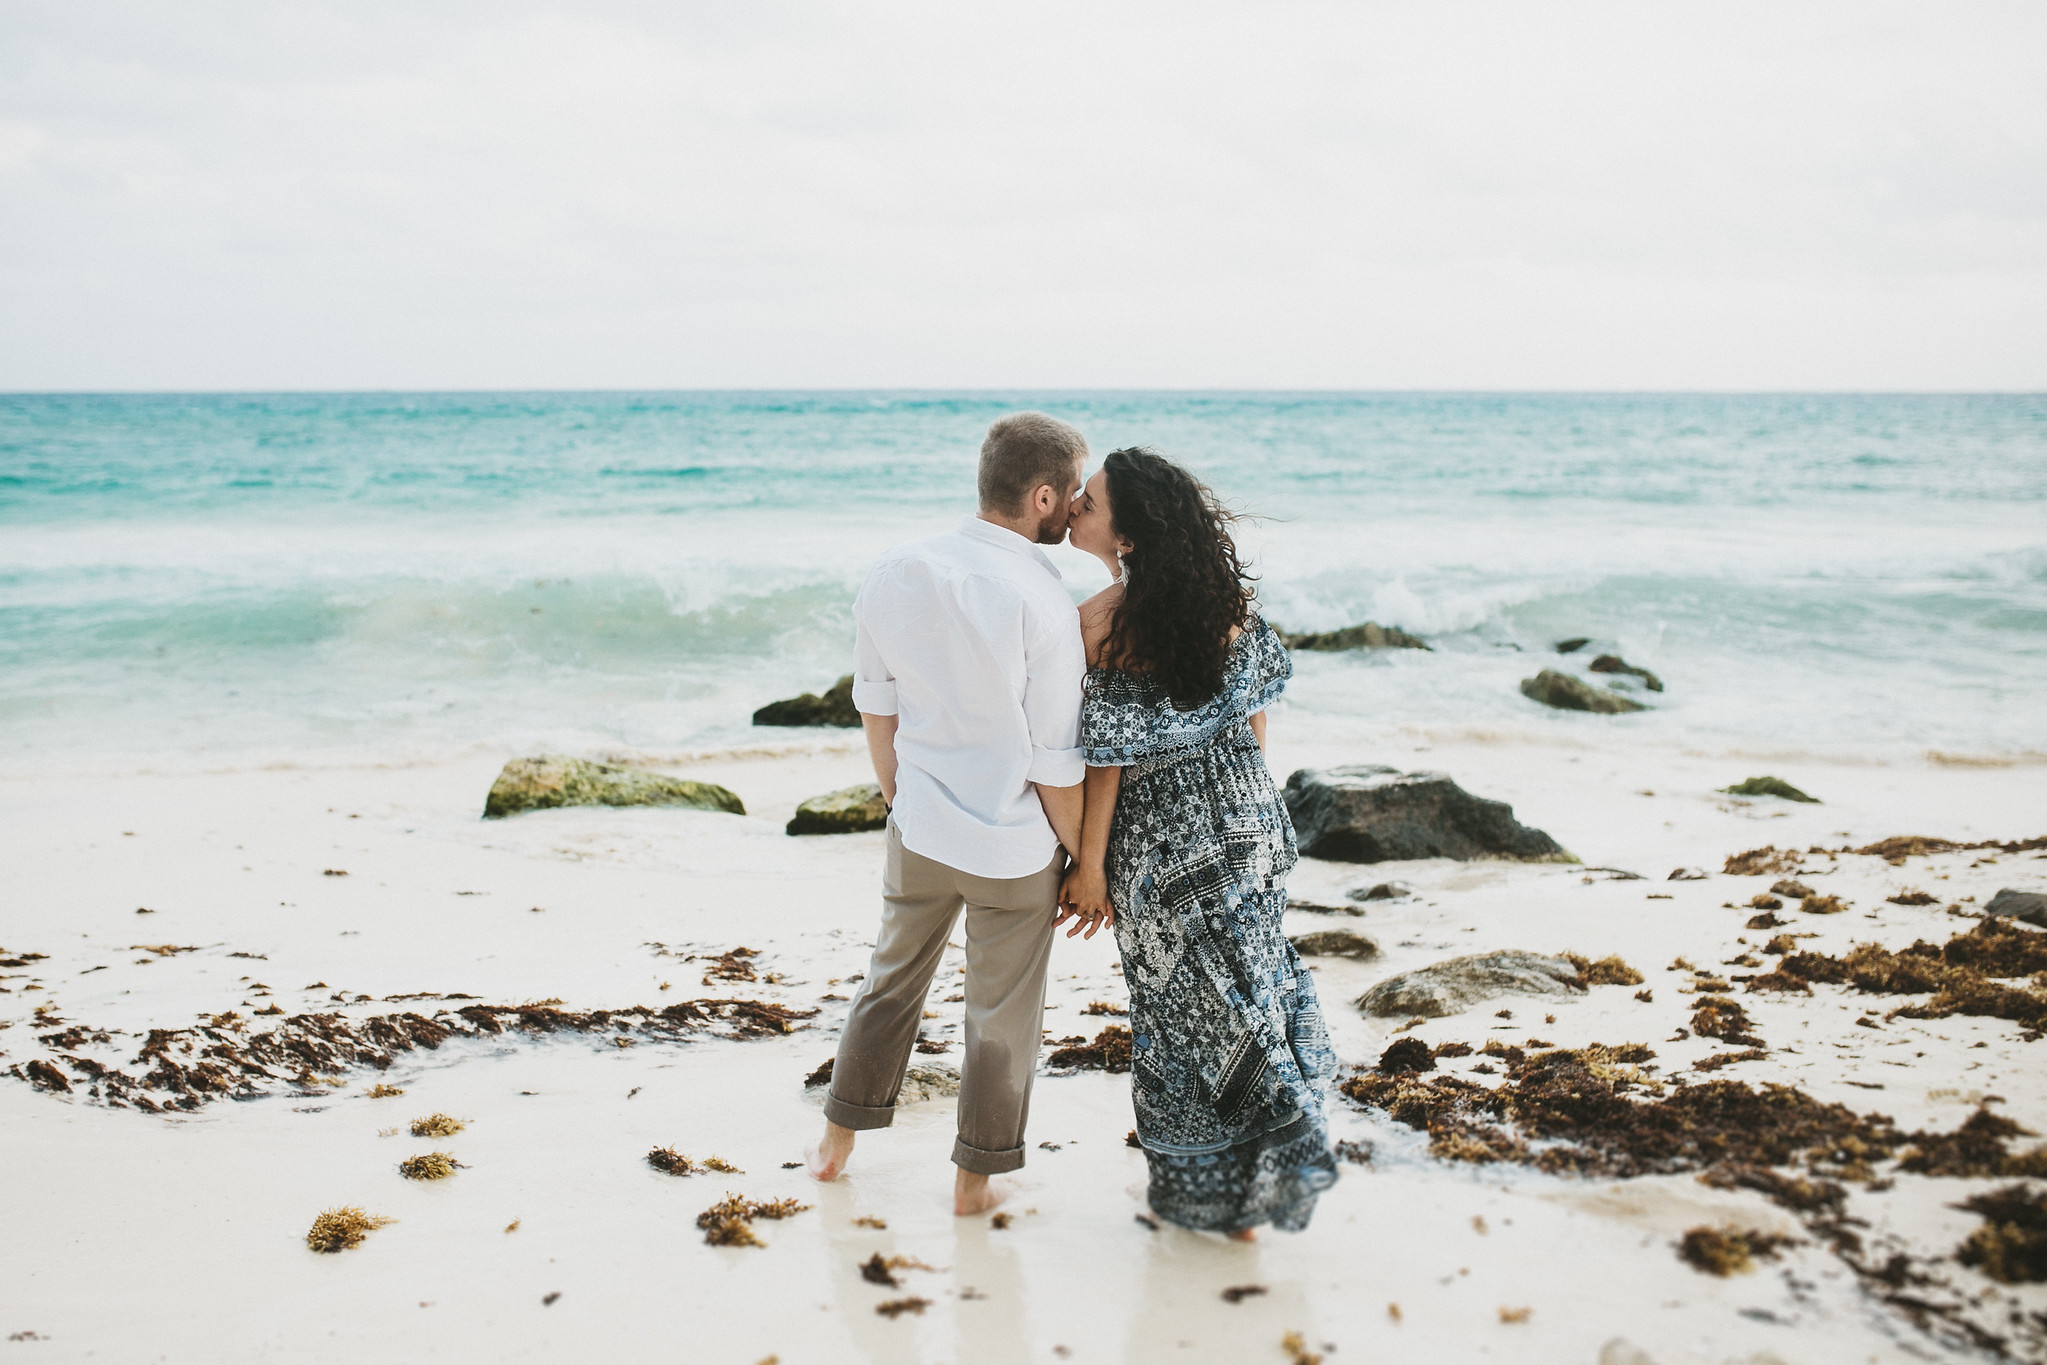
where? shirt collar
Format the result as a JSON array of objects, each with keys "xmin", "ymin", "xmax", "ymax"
[{"xmin": 957, "ymin": 515, "xmax": 1063, "ymax": 580}]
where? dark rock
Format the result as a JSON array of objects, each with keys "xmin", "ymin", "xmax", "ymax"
[
  {"xmin": 1519, "ymin": 669, "xmax": 1647, "ymax": 714},
  {"xmin": 786, "ymin": 784, "xmax": 888, "ymax": 836},
  {"xmin": 1720, "ymin": 776, "xmax": 1819, "ymax": 803},
  {"xmin": 1984, "ymin": 888, "xmax": 2047, "ymax": 928},
  {"xmin": 1376, "ymin": 1037, "xmax": 1435, "ymax": 1073},
  {"xmin": 753, "ymin": 675, "xmax": 860, "ymax": 727},
  {"xmin": 1355, "ymin": 951, "xmax": 1586, "ymax": 1018},
  {"xmin": 482, "ymin": 756, "xmax": 744, "ymax": 819},
  {"xmin": 1283, "ymin": 765, "xmax": 1575, "ymax": 864},
  {"xmin": 1288, "ymin": 929, "xmax": 1379, "ymax": 960},
  {"xmin": 1349, "ymin": 881, "xmax": 1412, "ymax": 902},
  {"xmin": 1276, "ymin": 622, "xmax": 1429, "ymax": 652},
  {"xmin": 1554, "ymin": 638, "xmax": 1591, "ymax": 654},
  {"xmin": 1588, "ymin": 654, "xmax": 1664, "ymax": 692}
]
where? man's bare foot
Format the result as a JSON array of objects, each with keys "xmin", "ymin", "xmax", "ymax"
[
  {"xmin": 807, "ymin": 1121, "xmax": 856, "ymax": 1181},
  {"xmin": 1227, "ymin": 1227, "xmax": 1258, "ymax": 1242},
  {"xmin": 954, "ymin": 1170, "xmax": 1015, "ymax": 1216}
]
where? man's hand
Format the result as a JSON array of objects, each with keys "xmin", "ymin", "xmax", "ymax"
[{"xmin": 1055, "ymin": 864, "xmax": 1115, "ymax": 940}]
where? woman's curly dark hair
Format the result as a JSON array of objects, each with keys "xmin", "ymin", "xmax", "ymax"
[{"xmin": 1102, "ymin": 447, "xmax": 1255, "ymax": 709}]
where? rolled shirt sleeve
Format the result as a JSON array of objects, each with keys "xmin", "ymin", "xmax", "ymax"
[
  {"xmin": 1021, "ymin": 597, "xmax": 1086, "ymax": 787},
  {"xmin": 850, "ymin": 589, "xmax": 899, "ymax": 716}
]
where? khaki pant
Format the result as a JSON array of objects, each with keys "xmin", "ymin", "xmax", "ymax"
[{"xmin": 824, "ymin": 822, "xmax": 1062, "ymax": 1175}]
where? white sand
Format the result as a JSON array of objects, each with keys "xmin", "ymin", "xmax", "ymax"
[{"xmin": 4, "ymin": 730, "xmax": 2045, "ymax": 1364}]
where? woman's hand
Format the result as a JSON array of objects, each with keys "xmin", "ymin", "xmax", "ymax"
[{"xmin": 1056, "ymin": 864, "xmax": 1116, "ymax": 940}]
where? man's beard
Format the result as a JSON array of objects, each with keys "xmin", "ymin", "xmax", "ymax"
[{"xmin": 1032, "ymin": 501, "xmax": 1071, "ymax": 545}]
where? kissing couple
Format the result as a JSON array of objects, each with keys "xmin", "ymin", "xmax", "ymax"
[{"xmin": 807, "ymin": 411, "xmax": 1338, "ymax": 1240}]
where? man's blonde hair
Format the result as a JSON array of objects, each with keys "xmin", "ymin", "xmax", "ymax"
[{"xmin": 978, "ymin": 411, "xmax": 1088, "ymax": 514}]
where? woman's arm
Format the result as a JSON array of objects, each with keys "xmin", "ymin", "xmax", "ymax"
[
  {"xmin": 1055, "ymin": 763, "xmax": 1122, "ymax": 939},
  {"xmin": 1249, "ymin": 709, "xmax": 1266, "ymax": 751}
]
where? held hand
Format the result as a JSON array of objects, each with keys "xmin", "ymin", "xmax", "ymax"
[{"xmin": 1056, "ymin": 865, "xmax": 1116, "ymax": 940}]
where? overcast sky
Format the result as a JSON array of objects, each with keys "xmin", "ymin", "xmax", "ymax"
[{"xmin": 2, "ymin": 1, "xmax": 2043, "ymax": 391}]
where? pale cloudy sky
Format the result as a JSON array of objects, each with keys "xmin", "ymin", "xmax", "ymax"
[{"xmin": 2, "ymin": 1, "xmax": 2043, "ymax": 391}]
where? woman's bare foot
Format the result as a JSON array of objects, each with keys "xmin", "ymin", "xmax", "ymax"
[
  {"xmin": 1227, "ymin": 1227, "xmax": 1258, "ymax": 1242},
  {"xmin": 807, "ymin": 1121, "xmax": 856, "ymax": 1181},
  {"xmin": 954, "ymin": 1170, "xmax": 1014, "ymax": 1216}
]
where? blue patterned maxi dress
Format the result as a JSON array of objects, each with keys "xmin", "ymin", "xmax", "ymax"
[{"xmin": 1082, "ymin": 618, "xmax": 1339, "ymax": 1232}]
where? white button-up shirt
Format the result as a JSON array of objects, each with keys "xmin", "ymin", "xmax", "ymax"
[{"xmin": 851, "ymin": 517, "xmax": 1086, "ymax": 879}]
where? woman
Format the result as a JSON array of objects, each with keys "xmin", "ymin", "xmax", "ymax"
[{"xmin": 1057, "ymin": 446, "xmax": 1338, "ymax": 1238}]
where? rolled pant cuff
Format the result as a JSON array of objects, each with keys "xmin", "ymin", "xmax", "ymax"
[
  {"xmin": 952, "ymin": 1138, "xmax": 1026, "ymax": 1175},
  {"xmin": 823, "ymin": 1092, "xmax": 896, "ymax": 1131}
]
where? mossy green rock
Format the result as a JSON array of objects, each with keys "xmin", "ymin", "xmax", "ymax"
[
  {"xmin": 1277, "ymin": 621, "xmax": 1429, "ymax": 651},
  {"xmin": 1720, "ymin": 776, "xmax": 1820, "ymax": 803},
  {"xmin": 1520, "ymin": 669, "xmax": 1647, "ymax": 714},
  {"xmin": 787, "ymin": 783, "xmax": 888, "ymax": 835},
  {"xmin": 482, "ymin": 755, "xmax": 744, "ymax": 819},
  {"xmin": 753, "ymin": 675, "xmax": 860, "ymax": 727}
]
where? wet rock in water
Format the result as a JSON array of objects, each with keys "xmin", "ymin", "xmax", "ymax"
[
  {"xmin": 1985, "ymin": 888, "xmax": 2047, "ymax": 928},
  {"xmin": 786, "ymin": 783, "xmax": 888, "ymax": 836},
  {"xmin": 1719, "ymin": 776, "xmax": 1819, "ymax": 803},
  {"xmin": 1519, "ymin": 669, "xmax": 1647, "ymax": 714},
  {"xmin": 1289, "ymin": 929, "xmax": 1379, "ymax": 960},
  {"xmin": 1554, "ymin": 637, "xmax": 1591, "ymax": 654},
  {"xmin": 1283, "ymin": 766, "xmax": 1574, "ymax": 864},
  {"xmin": 1276, "ymin": 621, "xmax": 1429, "ymax": 651},
  {"xmin": 1377, "ymin": 1037, "xmax": 1435, "ymax": 1074},
  {"xmin": 1349, "ymin": 880, "xmax": 1412, "ymax": 902},
  {"xmin": 1588, "ymin": 654, "xmax": 1664, "ymax": 692},
  {"xmin": 1355, "ymin": 951, "xmax": 1587, "ymax": 1018},
  {"xmin": 482, "ymin": 755, "xmax": 744, "ymax": 819},
  {"xmin": 752, "ymin": 674, "xmax": 860, "ymax": 727},
  {"xmin": 897, "ymin": 1063, "xmax": 962, "ymax": 1102}
]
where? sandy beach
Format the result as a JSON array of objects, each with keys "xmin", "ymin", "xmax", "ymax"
[{"xmin": 6, "ymin": 727, "xmax": 2043, "ymax": 1364}]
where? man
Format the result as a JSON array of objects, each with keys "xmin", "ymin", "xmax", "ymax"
[{"xmin": 807, "ymin": 411, "xmax": 1089, "ymax": 1216}]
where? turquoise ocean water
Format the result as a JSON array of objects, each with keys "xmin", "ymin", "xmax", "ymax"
[{"xmin": 3, "ymin": 391, "xmax": 2043, "ymax": 769}]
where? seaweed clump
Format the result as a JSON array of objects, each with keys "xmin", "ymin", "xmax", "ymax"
[
  {"xmin": 410, "ymin": 1112, "xmax": 465, "ymax": 1137},
  {"xmin": 1762, "ymin": 918, "xmax": 2047, "ymax": 1033},
  {"xmin": 399, "ymin": 1151, "xmax": 461, "ymax": 1180},
  {"xmin": 1376, "ymin": 1037, "xmax": 1435, "ymax": 1074},
  {"xmin": 365, "ymin": 1083, "xmax": 404, "ymax": 1098},
  {"xmin": 1047, "ymin": 1026, "xmax": 1131, "ymax": 1073},
  {"xmin": 1725, "ymin": 846, "xmax": 1804, "ymax": 876},
  {"xmin": 1689, "ymin": 996, "xmax": 1764, "ymax": 1047},
  {"xmin": 647, "ymin": 1147, "xmax": 741, "ymax": 1176},
  {"xmin": 695, "ymin": 1193, "xmax": 811, "ymax": 1247},
  {"xmin": 1563, "ymin": 953, "xmax": 1645, "ymax": 987},
  {"xmin": 1679, "ymin": 1225, "xmax": 1795, "ymax": 1275},
  {"xmin": 1898, "ymin": 1107, "xmax": 2047, "ymax": 1178},
  {"xmin": 306, "ymin": 1206, "xmax": 395, "ymax": 1252},
  {"xmin": 1954, "ymin": 1184, "xmax": 2047, "ymax": 1284}
]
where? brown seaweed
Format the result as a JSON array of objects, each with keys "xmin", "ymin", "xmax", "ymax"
[
  {"xmin": 5, "ymin": 995, "xmax": 818, "ymax": 1113},
  {"xmin": 1679, "ymin": 1225, "xmax": 1794, "ymax": 1275},
  {"xmin": 1954, "ymin": 1185, "xmax": 2047, "ymax": 1284},
  {"xmin": 1047, "ymin": 1026, "xmax": 1131, "ymax": 1073},
  {"xmin": 1763, "ymin": 919, "xmax": 2047, "ymax": 1033},
  {"xmin": 305, "ymin": 1206, "xmax": 394, "ymax": 1253}
]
